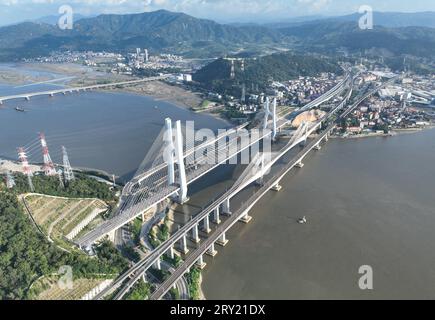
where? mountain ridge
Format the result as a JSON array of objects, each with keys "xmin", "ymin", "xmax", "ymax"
[{"xmin": 0, "ymin": 10, "xmax": 434, "ymax": 61}]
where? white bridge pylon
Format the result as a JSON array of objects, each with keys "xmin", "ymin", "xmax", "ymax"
[
  {"xmin": 263, "ymin": 97, "xmax": 278, "ymax": 141},
  {"xmin": 164, "ymin": 118, "xmax": 188, "ymax": 204}
]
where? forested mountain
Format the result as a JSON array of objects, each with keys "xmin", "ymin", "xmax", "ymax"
[
  {"xmin": 279, "ymin": 21, "xmax": 435, "ymax": 59},
  {"xmin": 0, "ymin": 9, "xmax": 434, "ymax": 61},
  {"xmin": 193, "ymin": 52, "xmax": 342, "ymax": 95},
  {"xmin": 267, "ymin": 12, "xmax": 435, "ymax": 29},
  {"xmin": 0, "ymin": 10, "xmax": 286, "ymax": 61}
]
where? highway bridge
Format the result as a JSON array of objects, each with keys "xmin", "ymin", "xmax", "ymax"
[
  {"xmin": 148, "ymin": 75, "xmax": 397, "ymax": 300},
  {"xmin": 76, "ymin": 73, "xmax": 352, "ymax": 249},
  {"xmin": 0, "ymin": 75, "xmax": 169, "ymax": 104},
  {"xmin": 90, "ymin": 74, "xmax": 358, "ymax": 300},
  {"xmin": 92, "ymin": 72, "xmax": 399, "ymax": 300}
]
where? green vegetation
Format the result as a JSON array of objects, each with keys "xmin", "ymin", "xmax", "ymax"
[
  {"xmin": 199, "ymin": 100, "xmax": 211, "ymax": 109},
  {"xmin": 93, "ymin": 240, "xmax": 129, "ymax": 274},
  {"xmin": 124, "ymin": 280, "xmax": 151, "ymax": 300},
  {"xmin": 0, "ymin": 190, "xmax": 128, "ymax": 299},
  {"xmin": 223, "ymin": 108, "xmax": 246, "ymax": 119},
  {"xmin": 149, "ymin": 267, "xmax": 170, "ymax": 282},
  {"xmin": 374, "ymin": 123, "xmax": 390, "ymax": 134},
  {"xmin": 12, "ymin": 172, "xmax": 117, "ymax": 202},
  {"xmin": 134, "ymin": 67, "xmax": 181, "ymax": 78},
  {"xmin": 186, "ymin": 267, "xmax": 201, "ymax": 300},
  {"xmin": 157, "ymin": 222, "xmax": 170, "ymax": 242},
  {"xmin": 0, "ymin": 10, "xmax": 283, "ymax": 61},
  {"xmin": 130, "ymin": 218, "xmax": 143, "ymax": 246},
  {"xmin": 148, "ymin": 216, "xmax": 170, "ymax": 248},
  {"xmin": 169, "ymin": 287, "xmax": 180, "ymax": 300},
  {"xmin": 121, "ymin": 245, "xmax": 141, "ymax": 263},
  {"xmin": 193, "ymin": 53, "xmax": 342, "ymax": 96},
  {"xmin": 1, "ymin": 11, "xmax": 435, "ymax": 62},
  {"xmin": 148, "ymin": 233, "xmax": 161, "ymax": 249},
  {"xmin": 162, "ymin": 254, "xmax": 182, "ymax": 268}
]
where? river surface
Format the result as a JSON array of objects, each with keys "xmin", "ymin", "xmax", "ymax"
[
  {"xmin": 201, "ymin": 128, "xmax": 435, "ymax": 300},
  {"xmin": 0, "ymin": 78, "xmax": 229, "ymax": 181},
  {"xmin": 2, "ymin": 66, "xmax": 435, "ymax": 299}
]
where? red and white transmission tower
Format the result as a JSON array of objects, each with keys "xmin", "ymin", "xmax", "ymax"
[
  {"xmin": 39, "ymin": 133, "xmax": 57, "ymax": 176},
  {"xmin": 17, "ymin": 147, "xmax": 34, "ymax": 192}
]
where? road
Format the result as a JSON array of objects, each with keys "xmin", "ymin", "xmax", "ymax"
[
  {"xmin": 77, "ymin": 73, "xmax": 352, "ymax": 249},
  {"xmin": 0, "ymin": 75, "xmax": 169, "ymax": 104},
  {"xmin": 149, "ymin": 74, "xmax": 399, "ymax": 300}
]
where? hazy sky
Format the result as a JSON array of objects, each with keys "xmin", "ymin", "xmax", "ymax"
[{"xmin": 0, "ymin": 0, "xmax": 434, "ymax": 25}]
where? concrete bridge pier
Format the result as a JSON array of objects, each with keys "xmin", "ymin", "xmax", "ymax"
[
  {"xmin": 240, "ymin": 211, "xmax": 252, "ymax": 224},
  {"xmin": 107, "ymin": 229, "xmax": 116, "ymax": 243},
  {"xmin": 295, "ymin": 160, "xmax": 305, "ymax": 168},
  {"xmin": 217, "ymin": 232, "xmax": 229, "ymax": 247},
  {"xmin": 314, "ymin": 142, "xmax": 322, "ymax": 151},
  {"xmin": 271, "ymin": 182, "xmax": 282, "ymax": 192},
  {"xmin": 49, "ymin": 93, "xmax": 54, "ymax": 97},
  {"xmin": 167, "ymin": 246, "xmax": 175, "ymax": 260},
  {"xmin": 196, "ymin": 254, "xmax": 207, "ymax": 270},
  {"xmin": 206, "ymin": 243, "xmax": 218, "ymax": 257},
  {"xmin": 25, "ymin": 96, "xmax": 30, "ymax": 101},
  {"xmin": 0, "ymin": 100, "xmax": 3, "ymax": 105},
  {"xmin": 191, "ymin": 224, "xmax": 200, "ymax": 243},
  {"xmin": 179, "ymin": 235, "xmax": 189, "ymax": 254},
  {"xmin": 154, "ymin": 258, "xmax": 161, "ymax": 270},
  {"xmin": 213, "ymin": 207, "xmax": 221, "ymax": 225},
  {"xmin": 222, "ymin": 198, "xmax": 232, "ymax": 215},
  {"xmin": 202, "ymin": 215, "xmax": 211, "ymax": 234}
]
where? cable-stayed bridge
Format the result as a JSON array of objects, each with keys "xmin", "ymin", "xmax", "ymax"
[
  {"xmin": 148, "ymin": 75, "xmax": 399, "ymax": 301},
  {"xmin": 87, "ymin": 72, "xmax": 401, "ymax": 300},
  {"xmin": 76, "ymin": 73, "xmax": 352, "ymax": 249},
  {"xmin": 93, "ymin": 77, "xmax": 355, "ymax": 300}
]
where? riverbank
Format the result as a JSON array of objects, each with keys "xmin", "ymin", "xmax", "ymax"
[
  {"xmin": 332, "ymin": 125, "xmax": 435, "ymax": 140},
  {"xmin": 0, "ymin": 159, "xmax": 42, "ymax": 175},
  {"xmin": 109, "ymin": 81, "xmax": 203, "ymax": 110},
  {"xmin": 0, "ymin": 62, "xmax": 215, "ymax": 117}
]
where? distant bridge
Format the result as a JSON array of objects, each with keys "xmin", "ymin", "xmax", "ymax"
[{"xmin": 0, "ymin": 75, "xmax": 169, "ymax": 104}]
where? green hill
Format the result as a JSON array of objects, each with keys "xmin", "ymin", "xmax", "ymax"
[
  {"xmin": 280, "ymin": 21, "xmax": 435, "ymax": 59},
  {"xmin": 0, "ymin": 10, "xmax": 435, "ymax": 61},
  {"xmin": 193, "ymin": 53, "xmax": 342, "ymax": 95},
  {"xmin": 0, "ymin": 10, "xmax": 286, "ymax": 61}
]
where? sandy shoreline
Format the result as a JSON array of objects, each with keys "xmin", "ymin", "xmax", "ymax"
[
  {"xmin": 332, "ymin": 126, "xmax": 435, "ymax": 140},
  {"xmin": 0, "ymin": 62, "xmax": 232, "ymax": 125}
]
